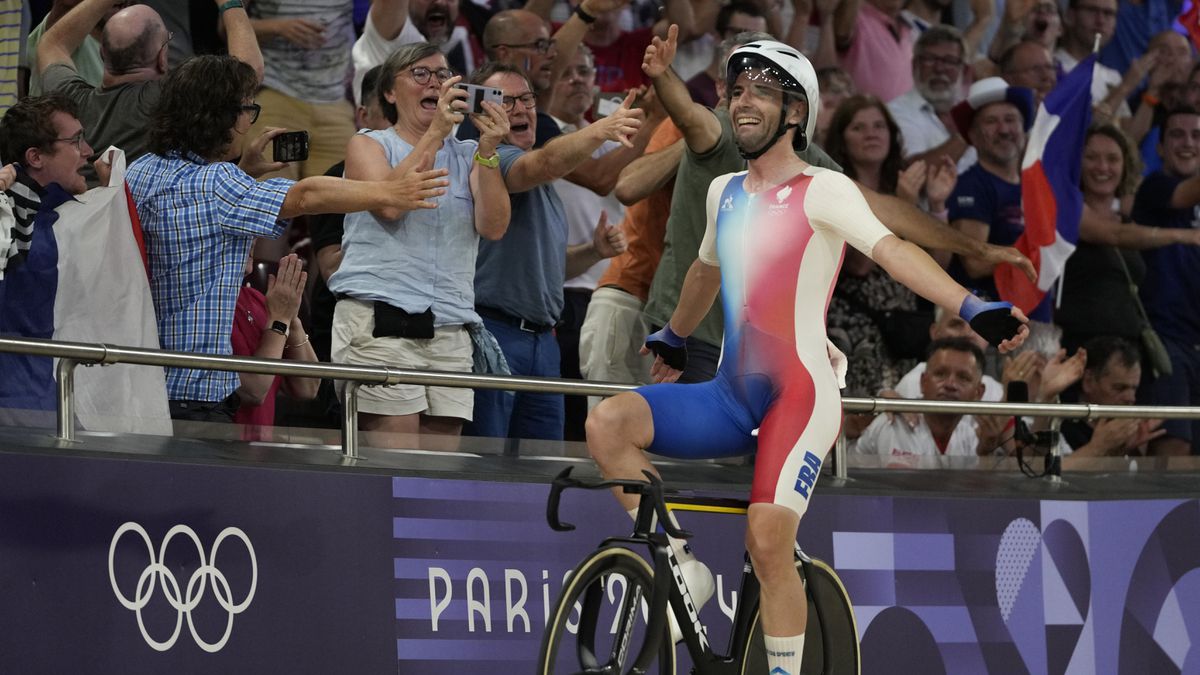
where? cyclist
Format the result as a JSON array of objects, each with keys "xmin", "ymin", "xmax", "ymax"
[{"xmin": 586, "ymin": 40, "xmax": 1029, "ymax": 674}]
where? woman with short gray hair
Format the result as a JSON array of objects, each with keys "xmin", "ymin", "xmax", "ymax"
[{"xmin": 329, "ymin": 42, "xmax": 511, "ymax": 447}]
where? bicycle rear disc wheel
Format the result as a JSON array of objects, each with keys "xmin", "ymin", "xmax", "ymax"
[
  {"xmin": 538, "ymin": 546, "xmax": 676, "ymax": 675},
  {"xmin": 741, "ymin": 558, "xmax": 860, "ymax": 675}
]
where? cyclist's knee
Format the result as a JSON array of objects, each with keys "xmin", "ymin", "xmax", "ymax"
[
  {"xmin": 586, "ymin": 393, "xmax": 652, "ymax": 453},
  {"xmin": 745, "ymin": 504, "xmax": 800, "ymax": 584}
]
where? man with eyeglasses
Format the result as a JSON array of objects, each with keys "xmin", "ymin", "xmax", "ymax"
[
  {"xmin": 36, "ymin": 0, "xmax": 261, "ymax": 185},
  {"xmin": 0, "ymin": 94, "xmax": 101, "ymax": 418},
  {"xmin": 462, "ymin": 7, "xmax": 660, "ymax": 197},
  {"xmin": 469, "ymin": 9, "xmax": 566, "ymax": 150},
  {"xmin": 999, "ymin": 39, "xmax": 1057, "ymax": 106},
  {"xmin": 465, "ymin": 61, "xmax": 643, "ymax": 441},
  {"xmin": 25, "ymin": 0, "xmax": 127, "ymax": 97},
  {"xmin": 887, "ymin": 24, "xmax": 977, "ymax": 172},
  {"xmin": 1054, "ymin": 0, "xmax": 1136, "ymax": 125}
]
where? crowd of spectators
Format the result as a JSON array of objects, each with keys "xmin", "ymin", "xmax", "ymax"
[{"xmin": 2, "ymin": 0, "xmax": 1199, "ymax": 461}]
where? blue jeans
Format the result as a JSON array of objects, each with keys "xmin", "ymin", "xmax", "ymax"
[{"xmin": 468, "ymin": 316, "xmax": 564, "ymax": 440}]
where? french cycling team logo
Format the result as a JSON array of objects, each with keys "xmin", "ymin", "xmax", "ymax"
[
  {"xmin": 775, "ymin": 185, "xmax": 792, "ymax": 203},
  {"xmin": 107, "ymin": 522, "xmax": 258, "ymax": 653}
]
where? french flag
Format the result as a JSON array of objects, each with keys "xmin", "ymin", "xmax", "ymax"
[
  {"xmin": 994, "ymin": 55, "xmax": 1095, "ymax": 317},
  {"xmin": 0, "ymin": 150, "xmax": 171, "ymax": 434}
]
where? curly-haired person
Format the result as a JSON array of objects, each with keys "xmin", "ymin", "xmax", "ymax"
[{"xmin": 126, "ymin": 54, "xmax": 452, "ymax": 424}]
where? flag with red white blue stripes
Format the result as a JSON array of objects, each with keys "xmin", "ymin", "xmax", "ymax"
[{"xmin": 994, "ymin": 55, "xmax": 1095, "ymax": 316}]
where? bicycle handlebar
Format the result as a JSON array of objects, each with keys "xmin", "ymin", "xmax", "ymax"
[{"xmin": 546, "ymin": 467, "xmax": 692, "ymax": 540}]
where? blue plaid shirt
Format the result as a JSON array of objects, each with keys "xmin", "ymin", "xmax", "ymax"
[{"xmin": 127, "ymin": 152, "xmax": 293, "ymax": 402}]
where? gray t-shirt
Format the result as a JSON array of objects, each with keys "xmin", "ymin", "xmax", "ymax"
[
  {"xmin": 42, "ymin": 63, "xmax": 160, "ymax": 183},
  {"xmin": 249, "ymin": 0, "xmax": 355, "ymax": 102},
  {"xmin": 474, "ymin": 144, "xmax": 568, "ymax": 326},
  {"xmin": 643, "ymin": 107, "xmax": 842, "ymax": 348}
]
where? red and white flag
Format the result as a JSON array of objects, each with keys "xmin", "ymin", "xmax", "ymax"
[{"xmin": 994, "ymin": 55, "xmax": 1095, "ymax": 318}]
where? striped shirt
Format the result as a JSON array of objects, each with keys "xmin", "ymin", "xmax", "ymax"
[
  {"xmin": 249, "ymin": 0, "xmax": 355, "ymax": 102},
  {"xmin": 127, "ymin": 152, "xmax": 293, "ymax": 402}
]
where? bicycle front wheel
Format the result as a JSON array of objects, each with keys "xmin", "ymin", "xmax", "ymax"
[
  {"xmin": 538, "ymin": 546, "xmax": 676, "ymax": 675},
  {"xmin": 741, "ymin": 558, "xmax": 860, "ymax": 675}
]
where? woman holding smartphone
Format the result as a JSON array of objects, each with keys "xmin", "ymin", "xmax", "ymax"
[{"xmin": 329, "ymin": 42, "xmax": 511, "ymax": 449}]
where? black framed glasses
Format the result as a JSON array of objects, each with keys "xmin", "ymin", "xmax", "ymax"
[
  {"xmin": 159, "ymin": 30, "xmax": 174, "ymax": 55},
  {"xmin": 54, "ymin": 130, "xmax": 87, "ymax": 151},
  {"xmin": 239, "ymin": 103, "xmax": 261, "ymax": 124},
  {"xmin": 497, "ymin": 38, "xmax": 555, "ymax": 54},
  {"xmin": 408, "ymin": 66, "xmax": 456, "ymax": 85},
  {"xmin": 502, "ymin": 92, "xmax": 538, "ymax": 112}
]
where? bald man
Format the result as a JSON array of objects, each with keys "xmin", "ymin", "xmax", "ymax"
[{"xmin": 36, "ymin": 0, "xmax": 262, "ymax": 180}]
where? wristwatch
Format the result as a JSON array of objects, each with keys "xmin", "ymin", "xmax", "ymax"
[
  {"xmin": 473, "ymin": 151, "xmax": 500, "ymax": 169},
  {"xmin": 574, "ymin": 4, "xmax": 597, "ymax": 23},
  {"xmin": 269, "ymin": 320, "xmax": 288, "ymax": 336}
]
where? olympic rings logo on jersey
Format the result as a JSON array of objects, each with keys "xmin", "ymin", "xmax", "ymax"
[{"xmin": 107, "ymin": 522, "xmax": 258, "ymax": 653}]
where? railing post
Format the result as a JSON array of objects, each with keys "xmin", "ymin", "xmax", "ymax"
[
  {"xmin": 341, "ymin": 381, "xmax": 362, "ymax": 459},
  {"xmin": 833, "ymin": 430, "xmax": 848, "ymax": 480},
  {"xmin": 1046, "ymin": 417, "xmax": 1063, "ymax": 483},
  {"xmin": 55, "ymin": 358, "xmax": 77, "ymax": 442}
]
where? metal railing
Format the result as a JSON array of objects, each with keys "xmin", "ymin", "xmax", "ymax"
[{"xmin": 4, "ymin": 336, "xmax": 1200, "ymax": 477}]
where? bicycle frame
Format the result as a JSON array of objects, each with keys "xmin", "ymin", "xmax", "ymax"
[{"xmin": 546, "ymin": 468, "xmax": 847, "ymax": 675}]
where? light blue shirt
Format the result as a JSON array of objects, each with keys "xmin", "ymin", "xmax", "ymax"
[
  {"xmin": 127, "ymin": 152, "xmax": 292, "ymax": 401},
  {"xmin": 329, "ymin": 128, "xmax": 482, "ymax": 327}
]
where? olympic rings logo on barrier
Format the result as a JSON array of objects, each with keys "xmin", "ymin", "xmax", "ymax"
[{"xmin": 107, "ymin": 522, "xmax": 258, "ymax": 653}]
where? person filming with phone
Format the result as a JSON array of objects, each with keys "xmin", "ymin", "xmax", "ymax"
[{"xmin": 329, "ymin": 42, "xmax": 511, "ymax": 449}]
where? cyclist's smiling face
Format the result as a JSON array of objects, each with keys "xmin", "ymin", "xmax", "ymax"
[{"xmin": 729, "ymin": 70, "xmax": 805, "ymax": 155}]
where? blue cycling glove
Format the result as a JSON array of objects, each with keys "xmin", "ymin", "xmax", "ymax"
[
  {"xmin": 959, "ymin": 294, "xmax": 1022, "ymax": 347},
  {"xmin": 645, "ymin": 325, "xmax": 688, "ymax": 371}
]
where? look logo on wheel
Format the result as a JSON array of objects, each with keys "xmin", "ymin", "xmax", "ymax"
[{"xmin": 107, "ymin": 522, "xmax": 258, "ymax": 653}]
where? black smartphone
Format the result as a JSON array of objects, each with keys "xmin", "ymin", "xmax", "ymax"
[
  {"xmin": 453, "ymin": 83, "xmax": 503, "ymax": 114},
  {"xmin": 273, "ymin": 130, "xmax": 310, "ymax": 163}
]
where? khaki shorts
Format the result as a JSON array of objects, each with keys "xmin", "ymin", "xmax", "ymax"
[
  {"xmin": 580, "ymin": 287, "xmax": 652, "ymax": 384},
  {"xmin": 331, "ymin": 298, "xmax": 474, "ymax": 420}
]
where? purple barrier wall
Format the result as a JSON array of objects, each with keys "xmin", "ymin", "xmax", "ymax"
[{"xmin": 0, "ymin": 450, "xmax": 1196, "ymax": 673}]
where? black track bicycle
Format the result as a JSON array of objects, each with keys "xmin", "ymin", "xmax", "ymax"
[{"xmin": 538, "ymin": 467, "xmax": 860, "ymax": 674}]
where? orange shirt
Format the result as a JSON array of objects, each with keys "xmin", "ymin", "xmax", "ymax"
[{"xmin": 596, "ymin": 119, "xmax": 684, "ymax": 302}]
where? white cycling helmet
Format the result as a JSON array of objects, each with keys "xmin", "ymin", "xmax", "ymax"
[{"xmin": 724, "ymin": 40, "xmax": 820, "ymax": 156}]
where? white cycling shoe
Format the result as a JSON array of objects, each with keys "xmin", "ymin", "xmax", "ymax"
[{"xmin": 666, "ymin": 559, "xmax": 715, "ymax": 644}]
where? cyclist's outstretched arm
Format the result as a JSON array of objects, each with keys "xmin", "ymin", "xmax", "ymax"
[
  {"xmin": 644, "ymin": 24, "xmax": 723, "ymax": 154},
  {"xmin": 666, "ymin": 258, "xmax": 722, "ymax": 338}
]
